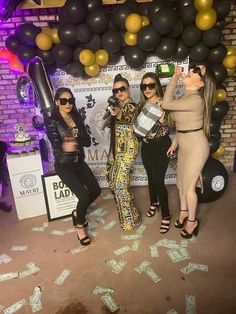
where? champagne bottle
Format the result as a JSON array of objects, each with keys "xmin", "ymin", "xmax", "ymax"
[{"xmin": 155, "ymin": 63, "xmax": 175, "ymax": 78}]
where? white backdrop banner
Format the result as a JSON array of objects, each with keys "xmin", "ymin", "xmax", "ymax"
[{"xmin": 50, "ymin": 56, "xmax": 189, "ymax": 187}]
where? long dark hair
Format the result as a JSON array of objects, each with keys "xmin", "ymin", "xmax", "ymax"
[{"xmin": 140, "ymin": 72, "xmax": 163, "ymax": 102}]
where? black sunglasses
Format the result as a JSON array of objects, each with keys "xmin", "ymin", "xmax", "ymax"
[
  {"xmin": 140, "ymin": 83, "xmax": 156, "ymax": 91},
  {"xmin": 58, "ymin": 97, "xmax": 75, "ymax": 106},
  {"xmin": 112, "ymin": 86, "xmax": 127, "ymax": 95},
  {"xmin": 189, "ymin": 65, "xmax": 203, "ymax": 79}
]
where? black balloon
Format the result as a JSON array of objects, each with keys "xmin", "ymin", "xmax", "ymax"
[
  {"xmin": 73, "ymin": 45, "xmax": 84, "ymax": 62},
  {"xmin": 63, "ymin": 61, "xmax": 84, "ymax": 77},
  {"xmin": 155, "ymin": 37, "xmax": 177, "ymax": 60},
  {"xmin": 209, "ymin": 136, "xmax": 220, "ymax": 153},
  {"xmin": 102, "ymin": 30, "xmax": 122, "ymax": 54},
  {"xmin": 17, "ymin": 45, "xmax": 37, "ymax": 65},
  {"xmin": 84, "ymin": 34, "xmax": 102, "ymax": 51},
  {"xmin": 86, "ymin": 0, "xmax": 103, "ymax": 11},
  {"xmin": 148, "ymin": 0, "xmax": 165, "ymax": 20},
  {"xmin": 215, "ymin": 19, "xmax": 227, "ymax": 30},
  {"xmin": 210, "ymin": 64, "xmax": 227, "ymax": 85},
  {"xmin": 27, "ymin": 56, "xmax": 54, "ymax": 117},
  {"xmin": 210, "ymin": 120, "xmax": 221, "ymax": 134},
  {"xmin": 207, "ymin": 43, "xmax": 227, "ymax": 64},
  {"xmin": 137, "ymin": 25, "xmax": 161, "ymax": 52},
  {"xmin": 87, "ymin": 8, "xmax": 109, "ymax": 34},
  {"xmin": 211, "ymin": 130, "xmax": 221, "ymax": 141},
  {"xmin": 15, "ymin": 23, "xmax": 41, "ymax": 47},
  {"xmin": 76, "ymin": 24, "xmax": 92, "ymax": 44},
  {"xmin": 175, "ymin": 0, "xmax": 194, "ymax": 9},
  {"xmin": 169, "ymin": 19, "xmax": 184, "ymax": 38},
  {"xmin": 58, "ymin": 23, "xmax": 78, "ymax": 46},
  {"xmin": 196, "ymin": 157, "xmax": 228, "ymax": 203},
  {"xmin": 178, "ymin": 5, "xmax": 197, "ymax": 25},
  {"xmin": 5, "ymin": 35, "xmax": 21, "ymax": 54},
  {"xmin": 125, "ymin": 0, "xmax": 139, "ymax": 13},
  {"xmin": 37, "ymin": 49, "xmax": 54, "ymax": 65},
  {"xmin": 138, "ymin": 2, "xmax": 150, "ymax": 16},
  {"xmin": 124, "ymin": 46, "xmax": 146, "ymax": 69},
  {"xmin": 189, "ymin": 43, "xmax": 209, "ymax": 62},
  {"xmin": 108, "ymin": 52, "xmax": 122, "ymax": 65},
  {"xmin": 213, "ymin": 0, "xmax": 231, "ymax": 19},
  {"xmin": 52, "ymin": 43, "xmax": 74, "ymax": 66},
  {"xmin": 181, "ymin": 24, "xmax": 202, "ymax": 47},
  {"xmin": 64, "ymin": 0, "xmax": 88, "ymax": 24},
  {"xmin": 173, "ymin": 40, "xmax": 189, "ymax": 61},
  {"xmin": 112, "ymin": 5, "xmax": 133, "ymax": 30},
  {"xmin": 202, "ymin": 27, "xmax": 222, "ymax": 48},
  {"xmin": 152, "ymin": 7, "xmax": 177, "ymax": 35},
  {"xmin": 211, "ymin": 101, "xmax": 229, "ymax": 121}
]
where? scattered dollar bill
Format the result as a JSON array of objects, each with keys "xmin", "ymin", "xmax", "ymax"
[
  {"xmin": 180, "ymin": 240, "xmax": 189, "ymax": 248},
  {"xmin": 150, "ymin": 245, "xmax": 159, "ymax": 257},
  {"xmin": 0, "ymin": 305, "xmax": 4, "ymax": 311},
  {"xmin": 103, "ymin": 193, "xmax": 113, "ymax": 200},
  {"xmin": 185, "ymin": 295, "xmax": 196, "ymax": 314},
  {"xmin": 31, "ymin": 222, "xmax": 48, "ymax": 232},
  {"xmin": 88, "ymin": 208, "xmax": 104, "ymax": 217},
  {"xmin": 135, "ymin": 260, "xmax": 151, "ymax": 273},
  {"xmin": 0, "ymin": 272, "xmax": 18, "ymax": 282},
  {"xmin": 96, "ymin": 217, "xmax": 106, "ymax": 225},
  {"xmin": 131, "ymin": 239, "xmax": 140, "ymax": 251},
  {"xmin": 26, "ymin": 262, "xmax": 40, "ymax": 272},
  {"xmin": 189, "ymin": 263, "xmax": 208, "ymax": 272},
  {"xmin": 144, "ymin": 267, "xmax": 161, "ymax": 283},
  {"xmin": 178, "ymin": 247, "xmax": 190, "ymax": 259},
  {"xmin": 19, "ymin": 269, "xmax": 34, "ymax": 278},
  {"xmin": 19, "ymin": 263, "xmax": 40, "ymax": 278},
  {"xmin": 99, "ymin": 210, "xmax": 109, "ymax": 217},
  {"xmin": 90, "ymin": 202, "xmax": 96, "ymax": 206},
  {"xmin": 62, "ymin": 217, "xmax": 72, "ymax": 222},
  {"xmin": 11, "ymin": 246, "xmax": 28, "ymax": 251},
  {"xmin": 103, "ymin": 220, "xmax": 118, "ymax": 230},
  {"xmin": 180, "ymin": 264, "xmax": 195, "ymax": 275},
  {"xmin": 88, "ymin": 221, "xmax": 98, "ymax": 229},
  {"xmin": 29, "ymin": 287, "xmax": 42, "ymax": 313},
  {"xmin": 0, "ymin": 253, "xmax": 12, "ymax": 264},
  {"xmin": 65, "ymin": 228, "xmax": 75, "ymax": 234},
  {"xmin": 167, "ymin": 248, "xmax": 190, "ymax": 263},
  {"xmin": 93, "ymin": 286, "xmax": 114, "ymax": 295},
  {"xmin": 3, "ymin": 299, "xmax": 26, "ymax": 314},
  {"xmin": 101, "ymin": 293, "xmax": 119, "ymax": 313},
  {"xmin": 105, "ymin": 259, "xmax": 127, "ymax": 274},
  {"xmin": 42, "ymin": 222, "xmax": 48, "ymax": 229},
  {"xmin": 188, "ymin": 237, "xmax": 197, "ymax": 244},
  {"xmin": 135, "ymin": 224, "xmax": 147, "ymax": 235},
  {"xmin": 54, "ymin": 269, "xmax": 71, "ymax": 285},
  {"xmin": 87, "ymin": 230, "xmax": 98, "ymax": 238},
  {"xmin": 166, "ymin": 309, "xmax": 178, "ymax": 314},
  {"xmin": 70, "ymin": 246, "xmax": 89, "ymax": 255},
  {"xmin": 121, "ymin": 234, "xmax": 142, "ymax": 241},
  {"xmin": 157, "ymin": 239, "xmax": 179, "ymax": 249},
  {"xmin": 114, "ymin": 246, "xmax": 130, "ymax": 255},
  {"xmin": 50, "ymin": 230, "xmax": 66, "ymax": 236}
]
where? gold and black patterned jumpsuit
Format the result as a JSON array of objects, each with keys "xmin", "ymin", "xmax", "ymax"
[{"xmin": 106, "ymin": 97, "xmax": 142, "ymax": 231}]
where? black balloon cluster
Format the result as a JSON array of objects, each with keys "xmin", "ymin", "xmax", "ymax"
[{"xmin": 4, "ymin": 0, "xmax": 233, "ymax": 80}]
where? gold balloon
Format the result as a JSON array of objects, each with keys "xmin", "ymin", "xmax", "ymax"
[
  {"xmin": 226, "ymin": 67, "xmax": 235, "ymax": 77},
  {"xmin": 226, "ymin": 46, "xmax": 236, "ymax": 56},
  {"xmin": 124, "ymin": 32, "xmax": 137, "ymax": 46},
  {"xmin": 79, "ymin": 49, "xmax": 95, "ymax": 66},
  {"xmin": 141, "ymin": 16, "xmax": 150, "ymax": 27},
  {"xmin": 125, "ymin": 13, "xmax": 142, "ymax": 34},
  {"xmin": 50, "ymin": 28, "xmax": 60, "ymax": 44},
  {"xmin": 195, "ymin": 8, "xmax": 217, "ymax": 31},
  {"xmin": 85, "ymin": 63, "xmax": 100, "ymax": 77},
  {"xmin": 194, "ymin": 0, "xmax": 213, "ymax": 11},
  {"xmin": 211, "ymin": 145, "xmax": 225, "ymax": 159},
  {"xmin": 215, "ymin": 89, "xmax": 227, "ymax": 102},
  {"xmin": 223, "ymin": 54, "xmax": 236, "ymax": 69},
  {"xmin": 42, "ymin": 27, "xmax": 52, "ymax": 35},
  {"xmin": 36, "ymin": 32, "xmax": 53, "ymax": 50},
  {"xmin": 95, "ymin": 49, "xmax": 109, "ymax": 66}
]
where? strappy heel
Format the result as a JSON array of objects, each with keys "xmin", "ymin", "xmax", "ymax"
[
  {"xmin": 75, "ymin": 225, "xmax": 91, "ymax": 246},
  {"xmin": 160, "ymin": 216, "xmax": 171, "ymax": 234},
  {"xmin": 72, "ymin": 210, "xmax": 88, "ymax": 228},
  {"xmin": 174, "ymin": 209, "xmax": 188, "ymax": 229},
  {"xmin": 146, "ymin": 202, "xmax": 160, "ymax": 218},
  {"xmin": 181, "ymin": 219, "xmax": 199, "ymax": 239}
]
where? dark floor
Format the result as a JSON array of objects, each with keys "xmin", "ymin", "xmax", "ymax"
[{"xmin": 0, "ymin": 172, "xmax": 236, "ymax": 314}]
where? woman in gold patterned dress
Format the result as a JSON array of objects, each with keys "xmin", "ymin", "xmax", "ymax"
[{"xmin": 105, "ymin": 74, "xmax": 142, "ymax": 231}]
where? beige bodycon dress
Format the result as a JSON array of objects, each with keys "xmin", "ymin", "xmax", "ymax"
[{"xmin": 162, "ymin": 76, "xmax": 210, "ymax": 193}]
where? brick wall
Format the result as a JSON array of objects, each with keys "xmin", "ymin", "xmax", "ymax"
[{"xmin": 0, "ymin": 2, "xmax": 235, "ymax": 170}]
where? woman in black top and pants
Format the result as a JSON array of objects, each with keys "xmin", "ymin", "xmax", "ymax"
[
  {"xmin": 139, "ymin": 73, "xmax": 171, "ymax": 233},
  {"xmin": 46, "ymin": 87, "xmax": 101, "ymax": 245}
]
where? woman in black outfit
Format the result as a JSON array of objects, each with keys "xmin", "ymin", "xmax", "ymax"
[
  {"xmin": 139, "ymin": 73, "xmax": 171, "ymax": 233},
  {"xmin": 46, "ymin": 87, "xmax": 101, "ymax": 245}
]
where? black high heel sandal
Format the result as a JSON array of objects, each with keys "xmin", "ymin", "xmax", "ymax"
[
  {"xmin": 75, "ymin": 225, "xmax": 91, "ymax": 246},
  {"xmin": 146, "ymin": 202, "xmax": 160, "ymax": 218},
  {"xmin": 181, "ymin": 219, "xmax": 199, "ymax": 239},
  {"xmin": 160, "ymin": 216, "xmax": 171, "ymax": 234},
  {"xmin": 174, "ymin": 209, "xmax": 188, "ymax": 229},
  {"xmin": 72, "ymin": 210, "xmax": 88, "ymax": 228}
]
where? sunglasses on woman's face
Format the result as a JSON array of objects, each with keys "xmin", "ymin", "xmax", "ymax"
[
  {"xmin": 112, "ymin": 86, "xmax": 127, "ymax": 95},
  {"xmin": 140, "ymin": 83, "xmax": 156, "ymax": 91},
  {"xmin": 58, "ymin": 97, "xmax": 75, "ymax": 105},
  {"xmin": 189, "ymin": 65, "xmax": 203, "ymax": 79}
]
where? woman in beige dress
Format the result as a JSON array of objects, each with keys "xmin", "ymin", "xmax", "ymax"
[{"xmin": 162, "ymin": 64, "xmax": 216, "ymax": 238}]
